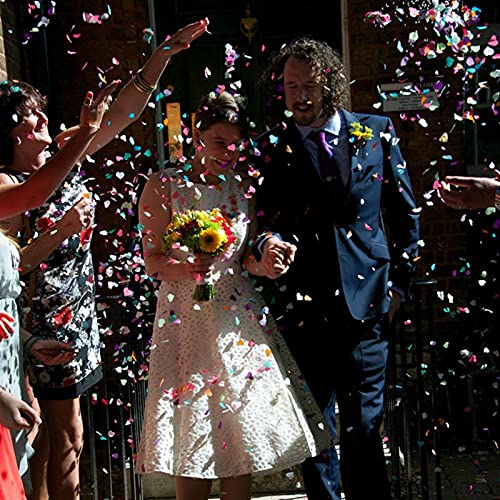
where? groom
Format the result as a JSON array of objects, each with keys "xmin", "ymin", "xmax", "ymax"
[{"xmin": 253, "ymin": 37, "xmax": 420, "ymax": 499}]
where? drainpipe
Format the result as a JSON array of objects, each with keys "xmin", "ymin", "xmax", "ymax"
[
  {"xmin": 340, "ymin": 0, "xmax": 351, "ymax": 111},
  {"xmin": 147, "ymin": 0, "xmax": 166, "ymax": 169},
  {"xmin": 24, "ymin": 0, "xmax": 52, "ymax": 100}
]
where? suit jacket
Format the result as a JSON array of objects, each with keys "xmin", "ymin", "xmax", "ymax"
[{"xmin": 254, "ymin": 109, "xmax": 420, "ymax": 321}]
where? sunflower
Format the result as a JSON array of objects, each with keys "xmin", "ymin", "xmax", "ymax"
[{"xmin": 199, "ymin": 227, "xmax": 227, "ymax": 253}]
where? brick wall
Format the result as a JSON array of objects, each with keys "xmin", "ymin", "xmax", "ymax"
[
  {"xmin": 38, "ymin": 0, "xmax": 157, "ymax": 297},
  {"xmin": 347, "ymin": 0, "xmax": 471, "ymax": 337},
  {"xmin": 0, "ymin": 0, "xmax": 23, "ymax": 81},
  {"xmin": 6, "ymin": 1, "xmax": 474, "ymax": 316},
  {"xmin": 346, "ymin": 1, "xmax": 499, "ymax": 449},
  {"xmin": 3, "ymin": 1, "xmax": 495, "ymax": 494}
]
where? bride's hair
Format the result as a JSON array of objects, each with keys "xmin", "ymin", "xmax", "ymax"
[{"xmin": 194, "ymin": 91, "xmax": 249, "ymax": 138}]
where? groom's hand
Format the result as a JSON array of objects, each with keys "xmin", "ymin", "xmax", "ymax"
[
  {"xmin": 388, "ymin": 289, "xmax": 403, "ymax": 323},
  {"xmin": 261, "ymin": 237, "xmax": 296, "ymax": 279}
]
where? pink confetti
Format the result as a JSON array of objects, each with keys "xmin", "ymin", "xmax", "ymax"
[
  {"xmin": 364, "ymin": 11, "xmax": 392, "ymax": 28},
  {"xmin": 82, "ymin": 12, "xmax": 101, "ymax": 24}
]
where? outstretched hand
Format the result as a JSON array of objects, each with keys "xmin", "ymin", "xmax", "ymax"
[
  {"xmin": 437, "ymin": 175, "xmax": 499, "ymax": 210},
  {"xmin": 58, "ymin": 196, "xmax": 94, "ymax": 237},
  {"xmin": 79, "ymin": 79, "xmax": 121, "ymax": 130},
  {"xmin": 159, "ymin": 17, "xmax": 209, "ymax": 56}
]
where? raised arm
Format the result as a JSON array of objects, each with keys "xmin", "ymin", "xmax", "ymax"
[
  {"xmin": 57, "ymin": 18, "xmax": 209, "ymax": 157},
  {"xmin": 139, "ymin": 171, "xmax": 213, "ymax": 283},
  {"xmin": 0, "ymin": 81, "xmax": 119, "ymax": 219},
  {"xmin": 139, "ymin": 171, "xmax": 183, "ymax": 281}
]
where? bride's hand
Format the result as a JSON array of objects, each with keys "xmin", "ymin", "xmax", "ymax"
[{"xmin": 186, "ymin": 253, "xmax": 216, "ymax": 282}]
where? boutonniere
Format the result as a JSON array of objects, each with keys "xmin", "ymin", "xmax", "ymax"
[{"xmin": 349, "ymin": 122, "xmax": 374, "ymax": 153}]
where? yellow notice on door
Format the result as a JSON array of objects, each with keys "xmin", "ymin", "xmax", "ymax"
[{"xmin": 166, "ymin": 102, "xmax": 183, "ymax": 162}]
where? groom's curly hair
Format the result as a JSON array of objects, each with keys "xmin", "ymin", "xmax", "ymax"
[{"xmin": 261, "ymin": 37, "xmax": 350, "ymax": 118}]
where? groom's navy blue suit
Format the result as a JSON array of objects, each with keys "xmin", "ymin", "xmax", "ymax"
[{"xmin": 254, "ymin": 109, "xmax": 420, "ymax": 499}]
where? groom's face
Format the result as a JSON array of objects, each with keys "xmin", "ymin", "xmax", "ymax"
[{"xmin": 283, "ymin": 56, "xmax": 326, "ymax": 128}]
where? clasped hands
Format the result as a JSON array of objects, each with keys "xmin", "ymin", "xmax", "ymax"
[
  {"xmin": 0, "ymin": 313, "xmax": 74, "ymax": 429},
  {"xmin": 14, "ymin": 331, "xmax": 75, "ymax": 367},
  {"xmin": 260, "ymin": 237, "xmax": 296, "ymax": 279},
  {"xmin": 29, "ymin": 338, "xmax": 75, "ymax": 366}
]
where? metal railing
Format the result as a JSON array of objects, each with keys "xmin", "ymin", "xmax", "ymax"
[
  {"xmin": 81, "ymin": 292, "xmax": 150, "ymax": 500},
  {"xmin": 385, "ymin": 278, "xmax": 446, "ymax": 500},
  {"xmin": 80, "ymin": 275, "xmax": 495, "ymax": 499}
]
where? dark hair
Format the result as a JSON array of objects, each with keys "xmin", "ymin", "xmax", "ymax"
[
  {"xmin": 261, "ymin": 37, "xmax": 349, "ymax": 118},
  {"xmin": 0, "ymin": 80, "xmax": 47, "ymax": 165},
  {"xmin": 194, "ymin": 91, "xmax": 250, "ymax": 138}
]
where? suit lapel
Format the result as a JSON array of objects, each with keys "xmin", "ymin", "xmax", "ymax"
[{"xmin": 340, "ymin": 109, "xmax": 362, "ymax": 202}]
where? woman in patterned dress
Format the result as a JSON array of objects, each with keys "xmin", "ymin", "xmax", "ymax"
[
  {"xmin": 0, "ymin": 19, "xmax": 209, "ymax": 500},
  {"xmin": 0, "ymin": 83, "xmax": 114, "ymax": 498},
  {"xmin": 135, "ymin": 91, "xmax": 330, "ymax": 500}
]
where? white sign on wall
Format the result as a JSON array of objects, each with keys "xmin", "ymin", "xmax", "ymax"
[{"xmin": 380, "ymin": 82, "xmax": 440, "ymax": 112}]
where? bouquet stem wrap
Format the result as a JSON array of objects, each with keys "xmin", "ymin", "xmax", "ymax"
[
  {"xmin": 193, "ymin": 283, "xmax": 215, "ymax": 301},
  {"xmin": 193, "ymin": 267, "xmax": 216, "ymax": 301}
]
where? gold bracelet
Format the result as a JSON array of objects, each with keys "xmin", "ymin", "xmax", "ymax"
[
  {"xmin": 132, "ymin": 69, "xmax": 156, "ymax": 94},
  {"xmin": 79, "ymin": 123, "xmax": 101, "ymax": 131},
  {"xmin": 131, "ymin": 77, "xmax": 151, "ymax": 94},
  {"xmin": 136, "ymin": 69, "xmax": 156, "ymax": 92},
  {"xmin": 132, "ymin": 76, "xmax": 155, "ymax": 94}
]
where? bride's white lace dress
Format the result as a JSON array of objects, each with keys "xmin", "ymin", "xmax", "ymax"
[{"xmin": 135, "ymin": 168, "xmax": 330, "ymax": 479}]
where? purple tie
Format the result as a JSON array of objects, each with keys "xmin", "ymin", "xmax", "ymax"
[{"xmin": 308, "ymin": 130, "xmax": 342, "ymax": 185}]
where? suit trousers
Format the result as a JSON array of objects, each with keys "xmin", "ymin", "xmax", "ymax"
[{"xmin": 282, "ymin": 293, "xmax": 392, "ymax": 500}]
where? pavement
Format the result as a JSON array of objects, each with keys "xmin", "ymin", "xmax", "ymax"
[
  {"xmin": 413, "ymin": 449, "xmax": 500, "ymax": 499},
  {"xmin": 86, "ymin": 439, "xmax": 500, "ymax": 499},
  {"xmin": 201, "ymin": 448, "xmax": 500, "ymax": 500}
]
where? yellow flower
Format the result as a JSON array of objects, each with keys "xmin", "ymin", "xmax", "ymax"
[
  {"xmin": 349, "ymin": 122, "xmax": 374, "ymax": 149},
  {"xmin": 198, "ymin": 212, "xmax": 210, "ymax": 224},
  {"xmin": 199, "ymin": 228, "xmax": 227, "ymax": 253}
]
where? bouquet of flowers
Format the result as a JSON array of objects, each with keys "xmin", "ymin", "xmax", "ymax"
[{"xmin": 162, "ymin": 208, "xmax": 236, "ymax": 301}]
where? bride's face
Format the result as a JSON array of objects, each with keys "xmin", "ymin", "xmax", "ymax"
[{"xmin": 195, "ymin": 122, "xmax": 243, "ymax": 174}]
